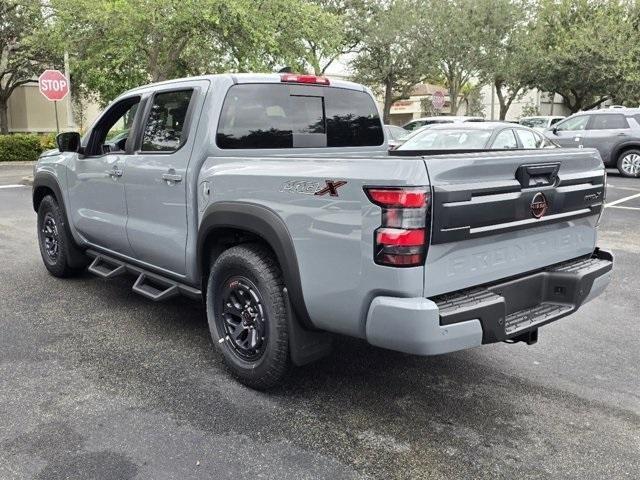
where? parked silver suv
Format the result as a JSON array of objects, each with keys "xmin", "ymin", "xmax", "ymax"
[{"xmin": 544, "ymin": 108, "xmax": 640, "ymax": 177}]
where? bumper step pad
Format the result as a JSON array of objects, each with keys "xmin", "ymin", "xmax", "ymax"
[
  {"xmin": 504, "ymin": 303, "xmax": 572, "ymax": 336},
  {"xmin": 432, "ymin": 249, "xmax": 613, "ymax": 343}
]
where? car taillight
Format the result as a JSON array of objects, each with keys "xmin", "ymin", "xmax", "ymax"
[
  {"xmin": 280, "ymin": 73, "xmax": 330, "ymax": 85},
  {"xmin": 365, "ymin": 186, "xmax": 430, "ymax": 267}
]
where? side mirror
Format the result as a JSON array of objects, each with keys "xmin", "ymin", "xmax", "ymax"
[
  {"xmin": 56, "ymin": 132, "xmax": 81, "ymax": 152},
  {"xmin": 551, "ymin": 127, "xmax": 558, "ymax": 135}
]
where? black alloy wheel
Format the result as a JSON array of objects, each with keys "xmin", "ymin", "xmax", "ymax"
[{"xmin": 217, "ymin": 276, "xmax": 269, "ymax": 362}]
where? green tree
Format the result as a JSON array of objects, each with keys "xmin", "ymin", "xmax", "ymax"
[
  {"xmin": 351, "ymin": 0, "xmax": 433, "ymax": 123},
  {"xmin": 0, "ymin": 0, "xmax": 52, "ymax": 133},
  {"xmin": 302, "ymin": 0, "xmax": 370, "ymax": 75},
  {"xmin": 50, "ymin": 0, "xmax": 343, "ymax": 104},
  {"xmin": 477, "ymin": 0, "xmax": 532, "ymax": 119},
  {"xmin": 418, "ymin": 0, "xmax": 513, "ymax": 115},
  {"xmin": 525, "ymin": 0, "xmax": 635, "ymax": 113}
]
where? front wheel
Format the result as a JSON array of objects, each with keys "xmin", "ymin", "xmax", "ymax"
[
  {"xmin": 206, "ymin": 244, "xmax": 290, "ymax": 389},
  {"xmin": 37, "ymin": 195, "xmax": 85, "ymax": 277},
  {"xmin": 617, "ymin": 149, "xmax": 640, "ymax": 178}
]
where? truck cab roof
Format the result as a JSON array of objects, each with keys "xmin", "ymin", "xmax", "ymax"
[{"xmin": 122, "ymin": 73, "xmax": 368, "ymax": 97}]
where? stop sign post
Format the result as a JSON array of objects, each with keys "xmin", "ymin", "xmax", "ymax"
[
  {"xmin": 39, "ymin": 70, "xmax": 70, "ymax": 133},
  {"xmin": 432, "ymin": 91, "xmax": 445, "ymax": 111}
]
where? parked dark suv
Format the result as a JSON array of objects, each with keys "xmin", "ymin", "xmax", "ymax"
[{"xmin": 544, "ymin": 108, "xmax": 640, "ymax": 177}]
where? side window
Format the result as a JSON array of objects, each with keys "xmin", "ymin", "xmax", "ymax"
[
  {"xmin": 492, "ymin": 129, "xmax": 518, "ymax": 149},
  {"xmin": 556, "ymin": 115, "xmax": 589, "ymax": 131},
  {"xmin": 588, "ymin": 114, "xmax": 629, "ymax": 130},
  {"xmin": 550, "ymin": 118, "xmax": 562, "ymax": 126},
  {"xmin": 515, "ymin": 129, "xmax": 539, "ymax": 148},
  {"xmin": 141, "ymin": 90, "xmax": 193, "ymax": 152},
  {"xmin": 87, "ymin": 97, "xmax": 141, "ymax": 156}
]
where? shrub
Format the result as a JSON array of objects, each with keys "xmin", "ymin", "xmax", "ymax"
[
  {"xmin": 0, "ymin": 134, "xmax": 44, "ymax": 162},
  {"xmin": 39, "ymin": 133, "xmax": 57, "ymax": 151}
]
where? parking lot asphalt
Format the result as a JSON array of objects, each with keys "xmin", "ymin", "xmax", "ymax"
[
  {"xmin": 0, "ymin": 166, "xmax": 638, "ymax": 479},
  {"xmin": 0, "ymin": 162, "xmax": 34, "ymax": 187}
]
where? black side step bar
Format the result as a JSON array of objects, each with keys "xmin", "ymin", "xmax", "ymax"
[
  {"xmin": 88, "ymin": 256, "xmax": 126, "ymax": 279},
  {"xmin": 86, "ymin": 250, "xmax": 201, "ymax": 301}
]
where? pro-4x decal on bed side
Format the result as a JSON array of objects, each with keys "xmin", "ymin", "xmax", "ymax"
[
  {"xmin": 279, "ymin": 179, "xmax": 347, "ymax": 197},
  {"xmin": 315, "ymin": 180, "xmax": 347, "ymax": 197}
]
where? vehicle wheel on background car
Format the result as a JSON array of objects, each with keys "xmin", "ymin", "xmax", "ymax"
[
  {"xmin": 206, "ymin": 243, "xmax": 290, "ymax": 389},
  {"xmin": 617, "ymin": 149, "xmax": 640, "ymax": 177},
  {"xmin": 37, "ymin": 195, "xmax": 86, "ymax": 277}
]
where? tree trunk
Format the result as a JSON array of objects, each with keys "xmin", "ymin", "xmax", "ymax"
[
  {"xmin": 448, "ymin": 84, "xmax": 458, "ymax": 115},
  {"xmin": 382, "ymin": 78, "xmax": 394, "ymax": 124},
  {"xmin": 0, "ymin": 98, "xmax": 8, "ymax": 134},
  {"xmin": 494, "ymin": 80, "xmax": 520, "ymax": 120}
]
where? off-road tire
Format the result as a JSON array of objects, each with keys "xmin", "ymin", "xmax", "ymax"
[
  {"xmin": 37, "ymin": 195, "xmax": 86, "ymax": 277},
  {"xmin": 206, "ymin": 243, "xmax": 290, "ymax": 389}
]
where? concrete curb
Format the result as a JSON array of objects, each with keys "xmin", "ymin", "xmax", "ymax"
[
  {"xmin": 0, "ymin": 161, "xmax": 36, "ymax": 167},
  {"xmin": 21, "ymin": 176, "xmax": 33, "ymax": 186}
]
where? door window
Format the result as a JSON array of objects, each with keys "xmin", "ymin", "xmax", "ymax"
[
  {"xmin": 86, "ymin": 97, "xmax": 141, "ymax": 155},
  {"xmin": 515, "ymin": 129, "xmax": 541, "ymax": 148},
  {"xmin": 141, "ymin": 90, "xmax": 194, "ymax": 152},
  {"xmin": 556, "ymin": 115, "xmax": 589, "ymax": 131},
  {"xmin": 492, "ymin": 129, "xmax": 518, "ymax": 149},
  {"xmin": 588, "ymin": 114, "xmax": 629, "ymax": 130}
]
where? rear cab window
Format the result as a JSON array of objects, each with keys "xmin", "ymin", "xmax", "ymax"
[{"xmin": 216, "ymin": 84, "xmax": 384, "ymax": 149}]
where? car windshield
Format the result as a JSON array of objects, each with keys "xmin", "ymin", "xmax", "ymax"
[
  {"xmin": 399, "ymin": 128, "xmax": 492, "ymax": 150},
  {"xmin": 520, "ymin": 118, "xmax": 547, "ymax": 128}
]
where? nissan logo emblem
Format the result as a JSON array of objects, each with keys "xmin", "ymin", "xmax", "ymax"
[{"xmin": 531, "ymin": 192, "xmax": 549, "ymax": 219}]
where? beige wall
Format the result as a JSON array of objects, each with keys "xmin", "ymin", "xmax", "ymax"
[{"xmin": 6, "ymin": 83, "xmax": 102, "ymax": 133}]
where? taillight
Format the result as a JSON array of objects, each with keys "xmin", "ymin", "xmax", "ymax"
[
  {"xmin": 280, "ymin": 73, "xmax": 330, "ymax": 85},
  {"xmin": 365, "ymin": 186, "xmax": 430, "ymax": 267}
]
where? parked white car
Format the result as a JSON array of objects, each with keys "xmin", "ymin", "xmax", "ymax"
[{"xmin": 519, "ymin": 116, "xmax": 565, "ymax": 132}]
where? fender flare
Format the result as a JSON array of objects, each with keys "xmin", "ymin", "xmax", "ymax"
[
  {"xmin": 32, "ymin": 171, "xmax": 65, "ymax": 212},
  {"xmin": 32, "ymin": 171, "xmax": 87, "ymax": 268},
  {"xmin": 197, "ymin": 201, "xmax": 314, "ymax": 329}
]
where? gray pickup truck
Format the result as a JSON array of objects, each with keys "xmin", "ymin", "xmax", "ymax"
[{"xmin": 33, "ymin": 73, "xmax": 613, "ymax": 389}]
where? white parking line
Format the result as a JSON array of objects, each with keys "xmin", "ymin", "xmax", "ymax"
[
  {"xmin": 607, "ymin": 184, "xmax": 640, "ymax": 192},
  {"xmin": 607, "ymin": 205, "xmax": 640, "ymax": 211},
  {"xmin": 605, "ymin": 192, "xmax": 640, "ymax": 207},
  {"xmin": 0, "ymin": 184, "xmax": 27, "ymax": 189}
]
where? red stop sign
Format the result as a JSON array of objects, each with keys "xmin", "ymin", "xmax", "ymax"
[{"xmin": 38, "ymin": 70, "xmax": 69, "ymax": 101}]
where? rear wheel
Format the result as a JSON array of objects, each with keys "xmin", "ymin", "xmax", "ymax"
[
  {"xmin": 205, "ymin": 244, "xmax": 290, "ymax": 389},
  {"xmin": 37, "ymin": 195, "xmax": 86, "ymax": 277},
  {"xmin": 617, "ymin": 149, "xmax": 640, "ymax": 177}
]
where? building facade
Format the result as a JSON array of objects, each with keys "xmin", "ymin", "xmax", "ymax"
[{"xmin": 4, "ymin": 83, "xmax": 101, "ymax": 134}]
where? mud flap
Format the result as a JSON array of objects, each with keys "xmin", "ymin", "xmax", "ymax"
[{"xmin": 283, "ymin": 287, "xmax": 332, "ymax": 366}]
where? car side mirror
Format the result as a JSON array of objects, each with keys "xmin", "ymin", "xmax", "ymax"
[
  {"xmin": 551, "ymin": 127, "xmax": 558, "ymax": 135},
  {"xmin": 56, "ymin": 132, "xmax": 81, "ymax": 152}
]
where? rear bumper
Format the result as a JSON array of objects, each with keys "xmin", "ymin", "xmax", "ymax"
[{"xmin": 365, "ymin": 248, "xmax": 613, "ymax": 355}]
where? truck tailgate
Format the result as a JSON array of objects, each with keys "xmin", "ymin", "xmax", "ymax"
[{"xmin": 423, "ymin": 149, "xmax": 605, "ymax": 297}]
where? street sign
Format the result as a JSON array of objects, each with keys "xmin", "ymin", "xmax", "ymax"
[
  {"xmin": 38, "ymin": 70, "xmax": 69, "ymax": 102},
  {"xmin": 432, "ymin": 90, "xmax": 445, "ymax": 110}
]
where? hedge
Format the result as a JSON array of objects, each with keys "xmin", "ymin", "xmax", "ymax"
[{"xmin": 0, "ymin": 134, "xmax": 47, "ymax": 162}]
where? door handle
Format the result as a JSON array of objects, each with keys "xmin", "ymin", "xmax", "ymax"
[
  {"xmin": 106, "ymin": 167, "xmax": 123, "ymax": 178},
  {"xmin": 162, "ymin": 172, "xmax": 182, "ymax": 183}
]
